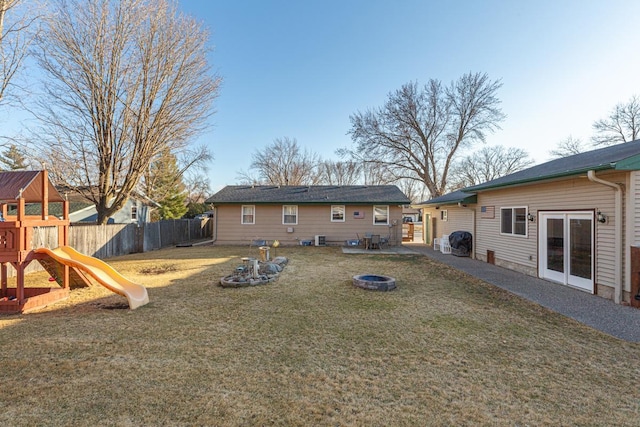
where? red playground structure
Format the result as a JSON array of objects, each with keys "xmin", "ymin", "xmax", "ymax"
[{"xmin": 0, "ymin": 170, "xmax": 77, "ymax": 313}]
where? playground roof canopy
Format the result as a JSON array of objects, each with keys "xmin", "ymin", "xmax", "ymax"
[{"xmin": 0, "ymin": 170, "xmax": 65, "ymax": 203}]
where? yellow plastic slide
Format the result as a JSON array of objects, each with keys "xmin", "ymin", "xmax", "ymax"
[{"xmin": 34, "ymin": 246, "xmax": 149, "ymax": 309}]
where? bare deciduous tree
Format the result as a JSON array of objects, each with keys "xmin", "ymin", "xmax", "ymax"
[
  {"xmin": 241, "ymin": 137, "xmax": 322, "ymax": 186},
  {"xmin": 360, "ymin": 161, "xmax": 396, "ymax": 186},
  {"xmin": 0, "ymin": 0, "xmax": 38, "ymax": 107},
  {"xmin": 347, "ymin": 72, "xmax": 505, "ymax": 198},
  {"xmin": 316, "ymin": 160, "xmax": 361, "ymax": 185},
  {"xmin": 235, "ymin": 170, "xmax": 262, "ymax": 186},
  {"xmin": 31, "ymin": 0, "xmax": 220, "ymax": 223},
  {"xmin": 592, "ymin": 95, "xmax": 640, "ymax": 146},
  {"xmin": 183, "ymin": 172, "xmax": 211, "ymax": 204},
  {"xmin": 450, "ymin": 145, "xmax": 533, "ymax": 189},
  {"xmin": 549, "ymin": 135, "xmax": 587, "ymax": 158},
  {"xmin": 396, "ymin": 177, "xmax": 428, "ymax": 204}
]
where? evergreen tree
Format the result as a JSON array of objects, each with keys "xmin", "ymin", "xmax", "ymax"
[
  {"xmin": 0, "ymin": 144, "xmax": 27, "ymax": 170},
  {"xmin": 158, "ymin": 193, "xmax": 188, "ymax": 219},
  {"xmin": 147, "ymin": 148, "xmax": 188, "ymax": 219},
  {"xmin": 185, "ymin": 201, "xmax": 207, "ymax": 218}
]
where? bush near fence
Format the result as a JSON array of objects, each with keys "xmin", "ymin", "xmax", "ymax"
[{"xmin": 18, "ymin": 219, "xmax": 212, "ymax": 277}]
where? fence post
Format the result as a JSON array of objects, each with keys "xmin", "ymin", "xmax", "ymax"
[{"xmin": 136, "ymin": 223, "xmax": 144, "ymax": 253}]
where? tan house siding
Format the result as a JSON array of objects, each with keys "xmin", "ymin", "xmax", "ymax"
[
  {"xmin": 631, "ymin": 171, "xmax": 640, "ymax": 245},
  {"xmin": 446, "ymin": 208, "xmax": 474, "ymax": 235},
  {"xmin": 214, "ymin": 204, "xmax": 403, "ymax": 246},
  {"xmin": 422, "ymin": 206, "xmax": 474, "ymax": 246},
  {"xmin": 626, "ymin": 170, "xmax": 640, "ymax": 299},
  {"xmin": 475, "ymin": 172, "xmax": 625, "ymax": 292}
]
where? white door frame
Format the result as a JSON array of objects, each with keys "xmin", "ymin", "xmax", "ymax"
[{"xmin": 539, "ymin": 211, "xmax": 594, "ymax": 293}]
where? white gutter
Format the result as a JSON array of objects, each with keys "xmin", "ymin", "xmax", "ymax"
[{"xmin": 587, "ymin": 170, "xmax": 623, "ymax": 304}]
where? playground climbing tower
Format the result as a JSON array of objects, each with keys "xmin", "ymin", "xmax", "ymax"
[{"xmin": 0, "ymin": 170, "xmax": 72, "ymax": 313}]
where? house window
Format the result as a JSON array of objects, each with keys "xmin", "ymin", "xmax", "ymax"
[
  {"xmin": 440, "ymin": 210, "xmax": 448, "ymax": 221},
  {"xmin": 373, "ymin": 205, "xmax": 389, "ymax": 225},
  {"xmin": 331, "ymin": 205, "xmax": 345, "ymax": 222},
  {"xmin": 241, "ymin": 205, "xmax": 255, "ymax": 224},
  {"xmin": 283, "ymin": 205, "xmax": 298, "ymax": 225},
  {"xmin": 131, "ymin": 206, "xmax": 138, "ymax": 221},
  {"xmin": 501, "ymin": 207, "xmax": 527, "ymax": 236}
]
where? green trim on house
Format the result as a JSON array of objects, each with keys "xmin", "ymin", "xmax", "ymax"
[
  {"xmin": 614, "ymin": 153, "xmax": 640, "ymax": 170},
  {"xmin": 465, "ymin": 164, "xmax": 612, "ymax": 192}
]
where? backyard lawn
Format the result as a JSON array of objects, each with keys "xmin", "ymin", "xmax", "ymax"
[{"xmin": 1, "ymin": 245, "xmax": 639, "ymax": 426}]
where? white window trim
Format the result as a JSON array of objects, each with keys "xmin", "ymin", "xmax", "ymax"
[
  {"xmin": 500, "ymin": 206, "xmax": 528, "ymax": 237},
  {"xmin": 131, "ymin": 205, "xmax": 138, "ymax": 221},
  {"xmin": 282, "ymin": 205, "xmax": 298, "ymax": 225},
  {"xmin": 441, "ymin": 209, "xmax": 448, "ymax": 221},
  {"xmin": 373, "ymin": 205, "xmax": 389, "ymax": 225},
  {"xmin": 241, "ymin": 205, "xmax": 255, "ymax": 225},
  {"xmin": 331, "ymin": 205, "xmax": 345, "ymax": 222}
]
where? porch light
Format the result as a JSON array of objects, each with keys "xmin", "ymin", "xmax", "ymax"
[
  {"xmin": 527, "ymin": 213, "xmax": 535, "ymax": 222},
  {"xmin": 597, "ymin": 211, "xmax": 607, "ymax": 223}
]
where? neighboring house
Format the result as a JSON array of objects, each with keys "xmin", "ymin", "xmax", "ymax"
[
  {"xmin": 402, "ymin": 207, "xmax": 421, "ymax": 223},
  {"xmin": 418, "ymin": 140, "xmax": 640, "ymax": 306},
  {"xmin": 42, "ymin": 189, "xmax": 155, "ymax": 225},
  {"xmin": 206, "ymin": 185, "xmax": 411, "ymax": 246}
]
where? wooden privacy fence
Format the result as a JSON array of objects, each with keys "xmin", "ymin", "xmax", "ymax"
[
  {"xmin": 70, "ymin": 219, "xmax": 211, "ymax": 256},
  {"xmin": 20, "ymin": 219, "xmax": 212, "ymax": 276}
]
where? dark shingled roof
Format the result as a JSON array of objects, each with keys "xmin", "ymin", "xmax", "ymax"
[
  {"xmin": 417, "ymin": 140, "xmax": 640, "ymax": 205},
  {"xmin": 206, "ymin": 185, "xmax": 411, "ymax": 205},
  {"xmin": 418, "ymin": 190, "xmax": 477, "ymax": 206},
  {"xmin": 465, "ymin": 139, "xmax": 640, "ymax": 192}
]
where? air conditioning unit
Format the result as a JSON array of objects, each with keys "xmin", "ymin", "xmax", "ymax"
[{"xmin": 315, "ymin": 235, "xmax": 326, "ymax": 246}]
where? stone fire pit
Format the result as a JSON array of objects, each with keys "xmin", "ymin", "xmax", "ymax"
[{"xmin": 352, "ymin": 274, "xmax": 396, "ymax": 291}]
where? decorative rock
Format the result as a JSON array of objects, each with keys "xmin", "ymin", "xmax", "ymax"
[
  {"xmin": 219, "ymin": 257, "xmax": 289, "ymax": 288},
  {"xmin": 272, "ymin": 256, "xmax": 288, "ymax": 267},
  {"xmin": 259, "ymin": 263, "xmax": 281, "ymax": 275}
]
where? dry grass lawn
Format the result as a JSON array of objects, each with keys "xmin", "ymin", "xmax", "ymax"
[{"xmin": 1, "ymin": 245, "xmax": 639, "ymax": 426}]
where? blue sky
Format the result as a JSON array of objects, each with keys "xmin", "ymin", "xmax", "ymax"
[
  {"xmin": 4, "ymin": 1, "xmax": 639, "ymax": 193},
  {"xmin": 176, "ymin": 0, "xmax": 640, "ymax": 192}
]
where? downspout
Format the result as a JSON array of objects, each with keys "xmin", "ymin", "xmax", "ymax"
[{"xmin": 587, "ymin": 170, "xmax": 623, "ymax": 304}]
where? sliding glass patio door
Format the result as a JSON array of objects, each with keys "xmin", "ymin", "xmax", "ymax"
[{"xmin": 539, "ymin": 212, "xmax": 594, "ymax": 293}]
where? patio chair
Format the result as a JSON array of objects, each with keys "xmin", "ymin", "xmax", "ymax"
[
  {"xmin": 433, "ymin": 237, "xmax": 441, "ymax": 251},
  {"xmin": 362, "ymin": 232, "xmax": 374, "ymax": 249},
  {"xmin": 379, "ymin": 235, "xmax": 390, "ymax": 249},
  {"xmin": 370, "ymin": 234, "xmax": 381, "ymax": 250}
]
